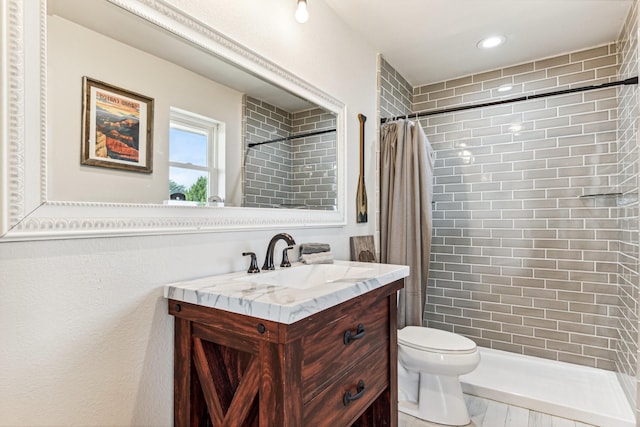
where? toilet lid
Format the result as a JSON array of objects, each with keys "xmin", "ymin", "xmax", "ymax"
[{"xmin": 398, "ymin": 327, "xmax": 477, "ymax": 353}]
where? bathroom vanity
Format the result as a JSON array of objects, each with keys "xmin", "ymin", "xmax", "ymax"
[{"xmin": 164, "ymin": 261, "xmax": 408, "ymax": 426}]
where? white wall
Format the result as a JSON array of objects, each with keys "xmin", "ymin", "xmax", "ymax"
[{"xmin": 0, "ymin": 0, "xmax": 378, "ymax": 425}]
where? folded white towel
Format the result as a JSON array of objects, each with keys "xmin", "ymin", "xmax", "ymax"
[{"xmin": 300, "ymin": 251, "xmax": 334, "ymax": 264}]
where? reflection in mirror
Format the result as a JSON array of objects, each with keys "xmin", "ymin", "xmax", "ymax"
[
  {"xmin": 46, "ymin": 0, "xmax": 337, "ymax": 210},
  {"xmin": 168, "ymin": 107, "xmax": 226, "ymax": 206},
  {"xmin": 244, "ymin": 98, "xmax": 336, "ymax": 210},
  {"xmin": 1, "ymin": 0, "xmax": 347, "ymax": 241}
]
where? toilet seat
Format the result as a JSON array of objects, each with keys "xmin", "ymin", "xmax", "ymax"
[{"xmin": 398, "ymin": 326, "xmax": 477, "ymax": 354}]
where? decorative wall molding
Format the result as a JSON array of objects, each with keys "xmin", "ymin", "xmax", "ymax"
[{"xmin": 6, "ymin": 0, "xmax": 26, "ymax": 226}]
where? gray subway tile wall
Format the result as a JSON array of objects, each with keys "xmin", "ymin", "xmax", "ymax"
[
  {"xmin": 290, "ymin": 108, "xmax": 338, "ymax": 210},
  {"xmin": 244, "ymin": 96, "xmax": 293, "ymax": 208},
  {"xmin": 244, "ymin": 96, "xmax": 337, "ymax": 209},
  {"xmin": 421, "ymin": 41, "xmax": 620, "ymax": 369},
  {"xmin": 615, "ymin": 0, "xmax": 639, "ymax": 417},
  {"xmin": 379, "ymin": 1, "xmax": 639, "ymax": 417},
  {"xmin": 379, "ymin": 57, "xmax": 413, "ymax": 119}
]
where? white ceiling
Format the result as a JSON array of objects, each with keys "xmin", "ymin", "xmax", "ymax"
[{"xmin": 323, "ymin": 0, "xmax": 633, "ymax": 87}]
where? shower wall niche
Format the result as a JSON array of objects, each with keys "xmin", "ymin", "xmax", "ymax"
[{"xmin": 243, "ymin": 96, "xmax": 337, "ymax": 210}]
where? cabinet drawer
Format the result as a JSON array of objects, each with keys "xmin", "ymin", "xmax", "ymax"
[
  {"xmin": 303, "ymin": 348, "xmax": 389, "ymax": 426},
  {"xmin": 301, "ymin": 295, "xmax": 389, "ymax": 401}
]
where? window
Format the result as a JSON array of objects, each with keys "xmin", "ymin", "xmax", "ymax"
[{"xmin": 168, "ymin": 108, "xmax": 225, "ymax": 203}]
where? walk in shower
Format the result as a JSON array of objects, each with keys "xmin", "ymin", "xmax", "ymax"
[{"xmin": 377, "ymin": 1, "xmax": 639, "ymax": 422}]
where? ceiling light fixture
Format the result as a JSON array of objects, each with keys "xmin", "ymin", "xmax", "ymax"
[
  {"xmin": 497, "ymin": 84, "xmax": 513, "ymax": 92},
  {"xmin": 477, "ymin": 35, "xmax": 506, "ymax": 49},
  {"xmin": 295, "ymin": 0, "xmax": 309, "ymax": 23}
]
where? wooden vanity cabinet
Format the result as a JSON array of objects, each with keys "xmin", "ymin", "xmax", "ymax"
[{"xmin": 168, "ymin": 279, "xmax": 403, "ymax": 427}]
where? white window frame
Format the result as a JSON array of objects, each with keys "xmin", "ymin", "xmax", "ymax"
[{"xmin": 169, "ymin": 107, "xmax": 226, "ymax": 202}]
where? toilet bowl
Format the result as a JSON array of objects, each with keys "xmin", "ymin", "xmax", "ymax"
[{"xmin": 398, "ymin": 326, "xmax": 480, "ymax": 426}]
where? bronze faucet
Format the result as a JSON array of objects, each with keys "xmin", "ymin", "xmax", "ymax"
[{"xmin": 262, "ymin": 233, "xmax": 296, "ymax": 270}]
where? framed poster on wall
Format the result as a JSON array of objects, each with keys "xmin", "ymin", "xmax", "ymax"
[{"xmin": 81, "ymin": 77, "xmax": 154, "ymax": 173}]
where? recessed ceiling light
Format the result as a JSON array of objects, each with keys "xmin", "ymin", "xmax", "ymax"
[{"xmin": 477, "ymin": 35, "xmax": 506, "ymax": 49}]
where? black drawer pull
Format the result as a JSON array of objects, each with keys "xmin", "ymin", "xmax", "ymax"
[
  {"xmin": 343, "ymin": 380, "xmax": 365, "ymax": 406},
  {"xmin": 343, "ymin": 324, "xmax": 366, "ymax": 345}
]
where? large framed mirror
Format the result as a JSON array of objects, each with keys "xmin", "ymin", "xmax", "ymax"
[{"xmin": 0, "ymin": 0, "xmax": 347, "ymax": 241}]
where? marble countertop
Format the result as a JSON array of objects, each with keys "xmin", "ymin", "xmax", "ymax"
[{"xmin": 164, "ymin": 260, "xmax": 409, "ymax": 324}]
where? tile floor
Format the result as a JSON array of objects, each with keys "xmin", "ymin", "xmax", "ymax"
[{"xmin": 398, "ymin": 394, "xmax": 597, "ymax": 427}]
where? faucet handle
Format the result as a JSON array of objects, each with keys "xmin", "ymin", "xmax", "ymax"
[
  {"xmin": 242, "ymin": 252, "xmax": 260, "ymax": 273},
  {"xmin": 280, "ymin": 246, "xmax": 294, "ymax": 268}
]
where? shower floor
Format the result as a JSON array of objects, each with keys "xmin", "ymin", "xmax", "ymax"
[{"xmin": 459, "ymin": 347, "xmax": 634, "ymax": 427}]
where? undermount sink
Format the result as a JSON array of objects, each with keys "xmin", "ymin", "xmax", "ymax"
[{"xmin": 238, "ymin": 263, "xmax": 374, "ymax": 289}]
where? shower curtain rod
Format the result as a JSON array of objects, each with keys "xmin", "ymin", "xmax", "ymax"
[
  {"xmin": 380, "ymin": 76, "xmax": 639, "ymax": 123},
  {"xmin": 247, "ymin": 128, "xmax": 336, "ymax": 148}
]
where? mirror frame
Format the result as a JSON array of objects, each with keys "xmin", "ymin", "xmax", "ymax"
[{"xmin": 0, "ymin": 0, "xmax": 347, "ymax": 241}]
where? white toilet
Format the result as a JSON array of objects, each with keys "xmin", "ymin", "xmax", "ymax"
[{"xmin": 397, "ymin": 326, "xmax": 480, "ymax": 426}]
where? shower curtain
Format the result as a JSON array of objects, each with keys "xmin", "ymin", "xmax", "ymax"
[{"xmin": 380, "ymin": 119, "xmax": 434, "ymax": 328}]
